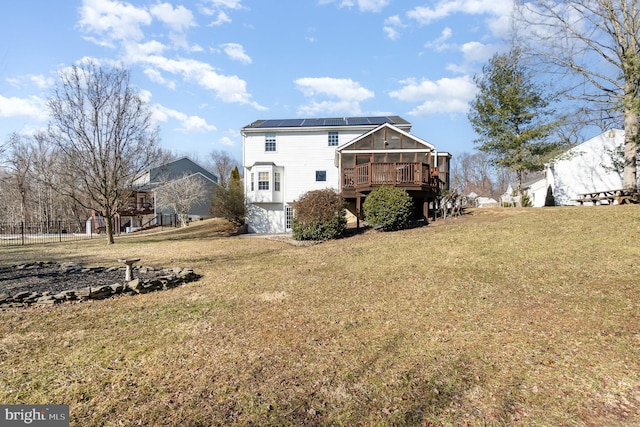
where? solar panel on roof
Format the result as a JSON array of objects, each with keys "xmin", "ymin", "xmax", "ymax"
[
  {"xmin": 280, "ymin": 119, "xmax": 304, "ymax": 127},
  {"xmin": 250, "ymin": 116, "xmax": 405, "ymax": 129},
  {"xmin": 256, "ymin": 119, "xmax": 283, "ymax": 128},
  {"xmin": 346, "ymin": 117, "xmax": 370, "ymax": 125},
  {"xmin": 302, "ymin": 119, "xmax": 324, "ymax": 126},
  {"xmin": 369, "ymin": 116, "xmax": 392, "ymax": 125}
]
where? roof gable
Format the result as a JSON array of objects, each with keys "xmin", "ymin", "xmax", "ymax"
[
  {"xmin": 337, "ymin": 122, "xmax": 435, "ymax": 151},
  {"xmin": 150, "ymin": 157, "xmax": 218, "ymax": 184}
]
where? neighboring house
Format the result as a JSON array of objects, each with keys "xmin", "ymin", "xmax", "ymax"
[
  {"xmin": 242, "ymin": 116, "xmax": 451, "ymax": 233},
  {"xmin": 521, "ymin": 174, "xmax": 547, "ymax": 207},
  {"xmin": 524, "ymin": 129, "xmax": 625, "ymax": 206},
  {"xmin": 119, "ymin": 157, "xmax": 218, "ymax": 231},
  {"xmin": 475, "ymin": 196, "xmax": 499, "ymax": 208}
]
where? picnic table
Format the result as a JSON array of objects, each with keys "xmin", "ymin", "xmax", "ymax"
[{"xmin": 574, "ymin": 188, "xmax": 639, "ymax": 205}]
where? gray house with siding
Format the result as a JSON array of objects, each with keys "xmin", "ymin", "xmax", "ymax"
[{"xmin": 119, "ymin": 157, "xmax": 218, "ymax": 230}]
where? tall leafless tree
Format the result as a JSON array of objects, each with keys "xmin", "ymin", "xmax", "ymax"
[
  {"xmin": 3, "ymin": 133, "xmax": 34, "ymax": 223},
  {"xmin": 519, "ymin": 0, "xmax": 640, "ymax": 189},
  {"xmin": 47, "ymin": 61, "xmax": 162, "ymax": 244},
  {"xmin": 208, "ymin": 149, "xmax": 239, "ymax": 188}
]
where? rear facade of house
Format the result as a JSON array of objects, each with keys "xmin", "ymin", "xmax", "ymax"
[{"xmin": 242, "ymin": 116, "xmax": 451, "ymax": 234}]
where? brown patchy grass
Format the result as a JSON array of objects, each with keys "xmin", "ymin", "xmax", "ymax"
[{"xmin": 1, "ymin": 209, "xmax": 639, "ymax": 426}]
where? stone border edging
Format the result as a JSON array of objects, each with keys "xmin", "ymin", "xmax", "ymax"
[{"xmin": 0, "ymin": 262, "xmax": 201, "ymax": 309}]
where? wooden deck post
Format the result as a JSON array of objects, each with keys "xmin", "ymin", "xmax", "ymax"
[{"xmin": 356, "ymin": 195, "xmax": 361, "ymax": 229}]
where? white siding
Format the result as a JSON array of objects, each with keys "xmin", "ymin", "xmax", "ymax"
[
  {"xmin": 246, "ymin": 203, "xmax": 286, "ymax": 233},
  {"xmin": 526, "ymin": 178, "xmax": 549, "ymax": 207},
  {"xmin": 549, "ymin": 130, "xmax": 624, "ymax": 205},
  {"xmin": 243, "ymin": 128, "xmax": 363, "ymax": 233}
]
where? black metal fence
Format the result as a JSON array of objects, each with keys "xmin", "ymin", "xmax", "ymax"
[
  {"xmin": 0, "ymin": 214, "xmax": 183, "ymax": 247},
  {"xmin": 0, "ymin": 219, "xmax": 104, "ymax": 247}
]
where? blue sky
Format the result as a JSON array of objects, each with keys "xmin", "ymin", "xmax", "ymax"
[{"xmin": 0, "ymin": 0, "xmax": 515, "ymax": 164}]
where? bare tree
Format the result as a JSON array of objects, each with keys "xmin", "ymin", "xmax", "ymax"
[
  {"xmin": 451, "ymin": 151, "xmax": 496, "ymax": 196},
  {"xmin": 154, "ymin": 173, "xmax": 209, "ymax": 227},
  {"xmin": 208, "ymin": 150, "xmax": 238, "ymax": 188},
  {"xmin": 3, "ymin": 133, "xmax": 34, "ymax": 223},
  {"xmin": 519, "ymin": 0, "xmax": 640, "ymax": 189},
  {"xmin": 47, "ymin": 61, "xmax": 162, "ymax": 244}
]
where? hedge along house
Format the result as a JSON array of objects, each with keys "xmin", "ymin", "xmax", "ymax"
[{"xmin": 242, "ymin": 116, "xmax": 451, "ymax": 233}]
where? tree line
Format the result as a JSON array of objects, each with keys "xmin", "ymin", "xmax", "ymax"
[{"xmin": 0, "ymin": 60, "xmax": 242, "ymax": 244}]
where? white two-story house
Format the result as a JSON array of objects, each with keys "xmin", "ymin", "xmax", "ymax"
[{"xmin": 242, "ymin": 116, "xmax": 451, "ymax": 233}]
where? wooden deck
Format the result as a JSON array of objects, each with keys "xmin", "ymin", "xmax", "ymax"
[{"xmin": 342, "ymin": 162, "xmax": 442, "ymax": 195}]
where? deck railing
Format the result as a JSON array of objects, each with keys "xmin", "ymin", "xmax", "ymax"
[
  {"xmin": 118, "ymin": 202, "xmax": 154, "ymax": 215},
  {"xmin": 343, "ymin": 162, "xmax": 440, "ymax": 190}
]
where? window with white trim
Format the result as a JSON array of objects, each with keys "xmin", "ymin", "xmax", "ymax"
[
  {"xmin": 274, "ymin": 172, "xmax": 281, "ymax": 191},
  {"xmin": 328, "ymin": 131, "xmax": 339, "ymax": 146},
  {"xmin": 250, "ymin": 172, "xmax": 254, "ymax": 191},
  {"xmin": 265, "ymin": 133, "xmax": 276, "ymax": 152},
  {"xmin": 316, "ymin": 170, "xmax": 326, "ymax": 182},
  {"xmin": 258, "ymin": 172, "xmax": 270, "ymax": 190}
]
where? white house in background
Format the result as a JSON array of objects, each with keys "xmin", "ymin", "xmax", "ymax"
[
  {"xmin": 524, "ymin": 129, "xmax": 625, "ymax": 206},
  {"xmin": 242, "ymin": 116, "xmax": 452, "ymax": 233}
]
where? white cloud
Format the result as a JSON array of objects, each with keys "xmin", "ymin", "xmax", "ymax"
[
  {"xmin": 218, "ymin": 136, "xmax": 235, "ymax": 146},
  {"xmin": 78, "ymin": 0, "xmax": 152, "ymax": 43},
  {"xmin": 424, "ymin": 27, "xmax": 453, "ymax": 51},
  {"xmin": 6, "ymin": 74, "xmax": 55, "ymax": 90},
  {"xmin": 321, "ymin": 0, "xmax": 390, "ymax": 13},
  {"xmin": 208, "ymin": 0, "xmax": 243, "ymax": 9},
  {"xmin": 356, "ymin": 0, "xmax": 390, "ymax": 13},
  {"xmin": 209, "ymin": 11, "xmax": 232, "ymax": 26},
  {"xmin": 383, "ymin": 15, "xmax": 405, "ymax": 40},
  {"xmin": 150, "ymin": 3, "xmax": 195, "ymax": 32},
  {"xmin": 77, "ymin": 0, "xmax": 262, "ymax": 110},
  {"xmin": 221, "ymin": 43, "xmax": 252, "ymax": 64},
  {"xmin": 460, "ymin": 41, "xmax": 494, "ymax": 62},
  {"xmin": 200, "ymin": 0, "xmax": 242, "ymax": 24},
  {"xmin": 295, "ymin": 77, "xmax": 374, "ymax": 115},
  {"xmin": 388, "ymin": 75, "xmax": 477, "ymax": 116},
  {"xmin": 126, "ymin": 40, "xmax": 167, "ymax": 59},
  {"xmin": 0, "ymin": 95, "xmax": 49, "ymax": 120},
  {"xmin": 144, "ymin": 68, "xmax": 176, "ymax": 89},
  {"xmin": 215, "ymin": 128, "xmax": 239, "ymax": 147},
  {"xmin": 446, "ymin": 41, "xmax": 501, "ymax": 73},
  {"xmin": 143, "ymin": 56, "xmax": 265, "ymax": 109},
  {"xmin": 152, "ymin": 104, "xmax": 216, "ymax": 132},
  {"xmin": 407, "ymin": 0, "xmax": 514, "ymax": 25}
]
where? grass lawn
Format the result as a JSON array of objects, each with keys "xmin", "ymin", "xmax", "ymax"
[{"xmin": 0, "ymin": 207, "xmax": 639, "ymax": 426}]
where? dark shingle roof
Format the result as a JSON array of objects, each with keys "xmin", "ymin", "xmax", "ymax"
[{"xmin": 243, "ymin": 116, "xmax": 410, "ymax": 129}]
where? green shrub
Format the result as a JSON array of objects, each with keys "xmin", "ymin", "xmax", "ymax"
[
  {"xmin": 292, "ymin": 215, "xmax": 346, "ymax": 241},
  {"xmin": 291, "ymin": 189, "xmax": 346, "ymax": 240},
  {"xmin": 362, "ymin": 186, "xmax": 414, "ymax": 231}
]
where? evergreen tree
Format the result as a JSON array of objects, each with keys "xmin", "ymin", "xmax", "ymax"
[
  {"xmin": 468, "ymin": 48, "xmax": 562, "ymax": 193},
  {"xmin": 212, "ymin": 166, "xmax": 245, "ymax": 226}
]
